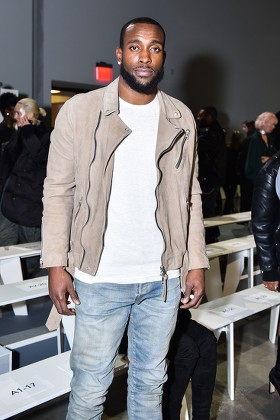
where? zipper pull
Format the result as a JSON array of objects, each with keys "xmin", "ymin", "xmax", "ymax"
[{"xmin": 160, "ymin": 265, "xmax": 168, "ymax": 282}]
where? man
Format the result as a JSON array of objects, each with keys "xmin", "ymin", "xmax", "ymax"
[
  {"xmin": 196, "ymin": 106, "xmax": 226, "ymax": 243},
  {"xmin": 251, "ymin": 151, "xmax": 280, "ymax": 396},
  {"xmin": 42, "ymin": 17, "xmax": 209, "ymax": 419}
]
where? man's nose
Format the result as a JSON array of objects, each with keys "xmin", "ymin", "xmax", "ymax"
[{"xmin": 139, "ymin": 50, "xmax": 151, "ymax": 63}]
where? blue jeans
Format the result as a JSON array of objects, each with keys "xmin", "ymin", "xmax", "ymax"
[{"xmin": 67, "ymin": 277, "xmax": 181, "ymax": 420}]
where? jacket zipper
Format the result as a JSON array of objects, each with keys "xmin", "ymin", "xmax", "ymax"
[
  {"xmin": 79, "ymin": 112, "xmax": 101, "ymax": 268},
  {"xmin": 155, "ymin": 129, "xmax": 185, "ymax": 281},
  {"xmin": 175, "ymin": 129, "xmax": 190, "ymax": 168}
]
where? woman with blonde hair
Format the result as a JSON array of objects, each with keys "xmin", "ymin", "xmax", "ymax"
[
  {"xmin": 0, "ymin": 97, "xmax": 51, "ymax": 277},
  {"xmin": 245, "ymin": 112, "xmax": 278, "ymax": 183},
  {"xmin": 14, "ymin": 97, "xmax": 47, "ymax": 126}
]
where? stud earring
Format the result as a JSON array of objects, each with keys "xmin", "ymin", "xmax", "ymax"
[{"xmin": 117, "ymin": 61, "xmax": 121, "ymax": 65}]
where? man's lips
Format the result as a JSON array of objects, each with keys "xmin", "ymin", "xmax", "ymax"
[{"xmin": 134, "ymin": 67, "xmax": 154, "ymax": 77}]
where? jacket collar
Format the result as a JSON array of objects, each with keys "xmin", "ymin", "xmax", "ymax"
[{"xmin": 102, "ymin": 77, "xmax": 182, "ymax": 120}]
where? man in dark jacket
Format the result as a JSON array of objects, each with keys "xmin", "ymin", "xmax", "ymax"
[
  {"xmin": 197, "ymin": 106, "xmax": 226, "ymax": 243},
  {"xmin": 251, "ymin": 151, "xmax": 280, "ymax": 396}
]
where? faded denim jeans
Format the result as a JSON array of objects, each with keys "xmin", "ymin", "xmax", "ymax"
[{"xmin": 67, "ymin": 277, "xmax": 181, "ymax": 420}]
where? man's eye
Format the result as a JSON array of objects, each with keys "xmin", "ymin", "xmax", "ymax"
[{"xmin": 151, "ymin": 47, "xmax": 161, "ymax": 53}]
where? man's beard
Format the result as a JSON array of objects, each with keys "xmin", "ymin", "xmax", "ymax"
[{"xmin": 120, "ymin": 64, "xmax": 164, "ymax": 94}]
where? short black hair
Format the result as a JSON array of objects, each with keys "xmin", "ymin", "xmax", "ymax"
[
  {"xmin": 119, "ymin": 17, "xmax": 165, "ymax": 49},
  {"xmin": 201, "ymin": 106, "xmax": 218, "ymax": 120},
  {"xmin": 0, "ymin": 92, "xmax": 18, "ymax": 116}
]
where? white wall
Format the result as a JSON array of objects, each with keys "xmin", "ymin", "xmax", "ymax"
[{"xmin": 1, "ymin": 0, "xmax": 280, "ymax": 133}]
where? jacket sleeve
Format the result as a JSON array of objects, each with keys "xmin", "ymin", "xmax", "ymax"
[
  {"xmin": 251, "ymin": 163, "xmax": 280, "ymax": 281},
  {"xmin": 41, "ymin": 100, "xmax": 76, "ymax": 268},
  {"xmin": 185, "ymin": 128, "xmax": 209, "ymax": 272}
]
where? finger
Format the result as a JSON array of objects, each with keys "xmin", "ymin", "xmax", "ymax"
[
  {"xmin": 68, "ymin": 289, "xmax": 80, "ymax": 305},
  {"xmin": 53, "ymin": 297, "xmax": 75, "ymax": 315},
  {"xmin": 180, "ymin": 293, "xmax": 203, "ymax": 309}
]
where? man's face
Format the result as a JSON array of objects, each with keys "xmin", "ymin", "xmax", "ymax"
[
  {"xmin": 196, "ymin": 109, "xmax": 208, "ymax": 128},
  {"xmin": 116, "ymin": 23, "xmax": 165, "ymax": 94}
]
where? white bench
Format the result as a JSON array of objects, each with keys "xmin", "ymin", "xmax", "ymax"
[
  {"xmin": 205, "ymin": 235, "xmax": 256, "ymax": 301},
  {"xmin": 0, "ymin": 276, "xmax": 61, "ymax": 357},
  {"xmin": 0, "ymin": 276, "xmax": 48, "ymax": 306},
  {"xmin": 0, "ymin": 302, "xmax": 127, "ymax": 419},
  {"xmin": 204, "ymin": 211, "xmax": 251, "ymax": 228},
  {"xmin": 0, "ymin": 350, "xmax": 127, "ymax": 419},
  {"xmin": 0, "ymin": 242, "xmax": 41, "ymax": 315},
  {"xmin": 190, "ymin": 284, "xmax": 280, "ymax": 400}
]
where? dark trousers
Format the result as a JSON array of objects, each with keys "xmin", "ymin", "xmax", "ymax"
[{"xmin": 162, "ymin": 310, "xmax": 217, "ymax": 420}]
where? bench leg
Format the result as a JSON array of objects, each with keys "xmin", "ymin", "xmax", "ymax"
[
  {"xmin": 205, "ymin": 257, "xmax": 223, "ymax": 301},
  {"xmin": 226, "ymin": 323, "xmax": 235, "ymax": 400},
  {"xmin": 56, "ymin": 326, "xmax": 62, "ymax": 354},
  {"xmin": 180, "ymin": 394, "xmax": 190, "ymax": 420},
  {"xmin": 223, "ymin": 251, "xmax": 244, "ymax": 296},
  {"xmin": 247, "ymin": 248, "xmax": 254, "ymax": 288},
  {"xmin": 269, "ymin": 306, "xmax": 280, "ymax": 344},
  {"xmin": 213, "ymin": 325, "xmax": 235, "ymax": 400}
]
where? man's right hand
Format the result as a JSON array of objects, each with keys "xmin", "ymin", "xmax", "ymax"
[{"xmin": 48, "ymin": 266, "xmax": 80, "ymax": 315}]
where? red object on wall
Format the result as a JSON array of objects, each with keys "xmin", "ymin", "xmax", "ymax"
[{"xmin": 95, "ymin": 62, "xmax": 113, "ymax": 83}]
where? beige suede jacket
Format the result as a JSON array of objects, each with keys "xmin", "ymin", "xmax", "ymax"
[{"xmin": 41, "ymin": 78, "xmax": 209, "ymax": 287}]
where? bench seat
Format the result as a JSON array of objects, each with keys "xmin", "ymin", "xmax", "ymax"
[
  {"xmin": 0, "ymin": 351, "xmax": 127, "ymax": 419},
  {"xmin": 190, "ymin": 284, "xmax": 280, "ymax": 400}
]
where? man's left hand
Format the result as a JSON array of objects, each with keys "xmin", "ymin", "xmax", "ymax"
[{"xmin": 180, "ymin": 268, "xmax": 205, "ymax": 309}]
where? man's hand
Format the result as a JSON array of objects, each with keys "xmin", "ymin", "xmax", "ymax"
[
  {"xmin": 263, "ymin": 280, "xmax": 279, "ymax": 292},
  {"xmin": 180, "ymin": 268, "xmax": 205, "ymax": 309},
  {"xmin": 48, "ymin": 266, "xmax": 80, "ymax": 315}
]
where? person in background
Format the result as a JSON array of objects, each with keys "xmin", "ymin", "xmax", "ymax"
[
  {"xmin": 0, "ymin": 97, "xmax": 51, "ymax": 277},
  {"xmin": 41, "ymin": 17, "xmax": 209, "ymax": 419},
  {"xmin": 251, "ymin": 150, "xmax": 280, "ymax": 396},
  {"xmin": 222, "ymin": 130, "xmax": 243, "ymax": 214},
  {"xmin": 245, "ymin": 112, "xmax": 278, "ymax": 183},
  {"xmin": 0, "ymin": 92, "xmax": 18, "ymax": 158},
  {"xmin": 196, "ymin": 106, "xmax": 226, "ymax": 243},
  {"xmin": 238, "ymin": 120, "xmax": 255, "ymax": 213},
  {"xmin": 162, "ymin": 308, "xmax": 217, "ymax": 420},
  {"xmin": 242, "ymin": 120, "xmax": 255, "ymax": 138},
  {"xmin": 273, "ymin": 111, "xmax": 280, "ymax": 150}
]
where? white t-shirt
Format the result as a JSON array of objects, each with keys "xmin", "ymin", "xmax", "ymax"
[{"xmin": 75, "ymin": 96, "xmax": 179, "ymax": 284}]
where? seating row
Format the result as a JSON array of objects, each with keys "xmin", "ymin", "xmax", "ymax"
[
  {"xmin": 0, "ymin": 212, "xmax": 255, "ymax": 417},
  {"xmin": 190, "ymin": 284, "xmax": 280, "ymax": 400},
  {"xmin": 0, "ymin": 350, "xmax": 128, "ymax": 419},
  {"xmin": 0, "ymin": 276, "xmax": 62, "ymax": 354},
  {"xmin": 204, "ymin": 210, "xmax": 251, "ymax": 228},
  {"xmin": 0, "ymin": 242, "xmax": 41, "ymax": 316}
]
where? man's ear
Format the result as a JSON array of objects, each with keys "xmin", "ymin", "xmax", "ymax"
[{"xmin": 116, "ymin": 48, "xmax": 122, "ymax": 65}]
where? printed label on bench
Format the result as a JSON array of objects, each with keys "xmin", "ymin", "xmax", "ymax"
[
  {"xmin": 209, "ymin": 304, "xmax": 247, "ymax": 317},
  {"xmin": 17, "ymin": 279, "xmax": 48, "ymax": 291},
  {"xmin": 245, "ymin": 292, "xmax": 280, "ymax": 303},
  {"xmin": 1, "ymin": 375, "xmax": 54, "ymax": 405}
]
